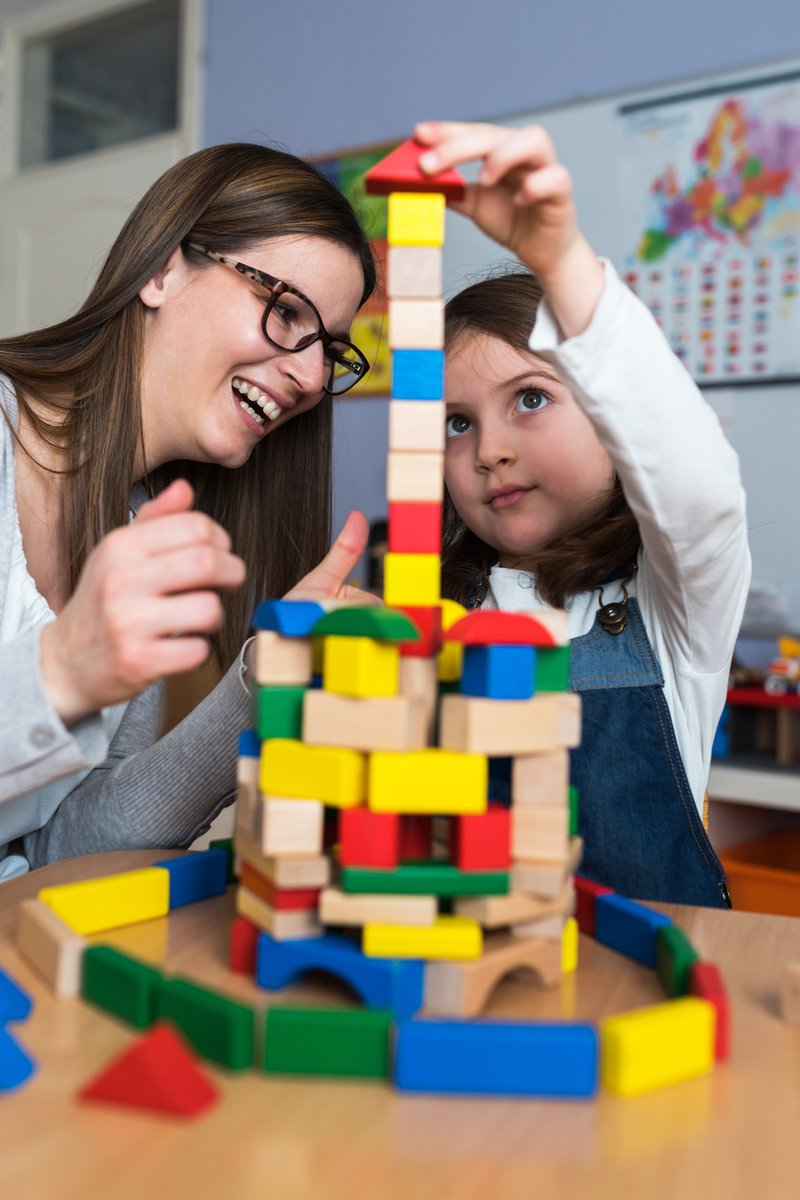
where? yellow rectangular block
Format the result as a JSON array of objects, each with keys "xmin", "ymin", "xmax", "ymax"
[
  {"xmin": 387, "ymin": 244, "xmax": 443, "ymax": 297},
  {"xmin": 561, "ymin": 916, "xmax": 579, "ymax": 974},
  {"xmin": 38, "ymin": 868, "xmax": 170, "ymax": 937},
  {"xmin": 389, "ymin": 400, "xmax": 445, "ymax": 453},
  {"xmin": 387, "ymin": 450, "xmax": 443, "ymax": 501},
  {"xmin": 323, "ymin": 634, "xmax": 399, "ymax": 698},
  {"xmin": 260, "ymin": 738, "xmax": 366, "ymax": 808},
  {"xmin": 363, "ymin": 915, "xmax": 482, "ymax": 960},
  {"xmin": 389, "ymin": 298, "xmax": 444, "ymax": 349},
  {"xmin": 388, "ymin": 192, "xmax": 446, "ymax": 246},
  {"xmin": 368, "ymin": 748, "xmax": 487, "ymax": 814},
  {"xmin": 383, "ymin": 552, "xmax": 441, "ymax": 606},
  {"xmin": 601, "ymin": 998, "xmax": 716, "ymax": 1097}
]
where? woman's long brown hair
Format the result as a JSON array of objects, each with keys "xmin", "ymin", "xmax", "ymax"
[
  {"xmin": 442, "ymin": 271, "xmax": 640, "ymax": 609},
  {"xmin": 0, "ymin": 143, "xmax": 376, "ymax": 668}
]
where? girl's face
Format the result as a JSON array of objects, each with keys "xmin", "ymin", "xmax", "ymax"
[
  {"xmin": 138, "ymin": 234, "xmax": 365, "ymax": 473},
  {"xmin": 444, "ymin": 333, "xmax": 614, "ymax": 568}
]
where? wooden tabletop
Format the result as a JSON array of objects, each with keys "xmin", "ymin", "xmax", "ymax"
[{"xmin": 1, "ymin": 851, "xmax": 798, "ymax": 1200}]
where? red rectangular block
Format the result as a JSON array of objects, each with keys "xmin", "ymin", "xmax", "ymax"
[
  {"xmin": 574, "ymin": 874, "xmax": 614, "ymax": 937},
  {"xmin": 690, "ymin": 961, "xmax": 730, "ymax": 1060},
  {"xmin": 339, "ymin": 808, "xmax": 399, "ymax": 868},
  {"xmin": 388, "ymin": 501, "xmax": 442, "ymax": 554},
  {"xmin": 398, "ymin": 605, "xmax": 442, "ymax": 658},
  {"xmin": 239, "ymin": 862, "xmax": 321, "ymax": 911},
  {"xmin": 398, "ymin": 814, "xmax": 434, "ymax": 860},
  {"xmin": 229, "ymin": 914, "xmax": 259, "ymax": 974},
  {"xmin": 452, "ymin": 805, "xmax": 511, "ymax": 870}
]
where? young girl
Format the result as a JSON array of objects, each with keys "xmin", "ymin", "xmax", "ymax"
[
  {"xmin": 415, "ymin": 120, "xmax": 750, "ymax": 907},
  {"xmin": 0, "ymin": 142, "xmax": 375, "ymax": 879}
]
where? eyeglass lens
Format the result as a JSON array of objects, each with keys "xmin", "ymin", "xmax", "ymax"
[{"xmin": 264, "ymin": 292, "xmax": 364, "ymax": 395}]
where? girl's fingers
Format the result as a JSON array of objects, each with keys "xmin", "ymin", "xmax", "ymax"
[
  {"xmin": 479, "ymin": 126, "xmax": 556, "ymax": 187},
  {"xmin": 416, "ymin": 123, "xmax": 507, "ymax": 176},
  {"xmin": 511, "ymin": 162, "xmax": 573, "ymax": 208}
]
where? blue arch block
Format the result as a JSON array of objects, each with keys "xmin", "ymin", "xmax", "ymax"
[
  {"xmin": 255, "ymin": 931, "xmax": 424, "ymax": 1021},
  {"xmin": 251, "ymin": 600, "xmax": 325, "ymax": 636},
  {"xmin": 461, "ymin": 644, "xmax": 537, "ymax": 700}
]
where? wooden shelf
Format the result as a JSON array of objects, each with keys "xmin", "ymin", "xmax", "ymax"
[{"xmin": 709, "ymin": 762, "xmax": 800, "ymax": 812}]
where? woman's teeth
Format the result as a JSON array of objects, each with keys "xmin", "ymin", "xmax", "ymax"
[{"xmin": 233, "ymin": 377, "xmax": 281, "ymax": 423}]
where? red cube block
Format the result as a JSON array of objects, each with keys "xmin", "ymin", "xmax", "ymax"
[
  {"xmin": 388, "ymin": 501, "xmax": 442, "ymax": 554},
  {"xmin": 398, "ymin": 815, "xmax": 434, "ymax": 860},
  {"xmin": 398, "ymin": 605, "xmax": 442, "ymax": 657},
  {"xmin": 339, "ymin": 808, "xmax": 399, "ymax": 868},
  {"xmin": 689, "ymin": 961, "xmax": 730, "ymax": 1060},
  {"xmin": 574, "ymin": 875, "xmax": 614, "ymax": 937},
  {"xmin": 452, "ymin": 805, "xmax": 511, "ymax": 870},
  {"xmin": 229, "ymin": 915, "xmax": 259, "ymax": 975}
]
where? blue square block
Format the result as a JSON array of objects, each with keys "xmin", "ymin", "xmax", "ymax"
[
  {"xmin": 461, "ymin": 644, "xmax": 536, "ymax": 700},
  {"xmin": 392, "ymin": 350, "xmax": 444, "ymax": 400},
  {"xmin": 594, "ymin": 893, "xmax": 672, "ymax": 967},
  {"xmin": 153, "ymin": 849, "xmax": 230, "ymax": 910},
  {"xmin": 238, "ymin": 729, "xmax": 260, "ymax": 758}
]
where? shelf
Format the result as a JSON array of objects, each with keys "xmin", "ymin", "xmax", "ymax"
[
  {"xmin": 708, "ymin": 762, "xmax": 800, "ymax": 812},
  {"xmin": 727, "ymin": 687, "xmax": 800, "ymax": 710}
]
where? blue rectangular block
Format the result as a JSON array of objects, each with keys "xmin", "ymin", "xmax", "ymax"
[
  {"xmin": 392, "ymin": 350, "xmax": 444, "ymax": 400},
  {"xmin": 594, "ymin": 893, "xmax": 672, "ymax": 967},
  {"xmin": 461, "ymin": 645, "xmax": 536, "ymax": 700},
  {"xmin": 153, "ymin": 849, "xmax": 229, "ymax": 910},
  {"xmin": 256, "ymin": 931, "xmax": 424, "ymax": 1022},
  {"xmin": 0, "ymin": 965, "xmax": 33, "ymax": 1024},
  {"xmin": 395, "ymin": 1019, "xmax": 598, "ymax": 1096}
]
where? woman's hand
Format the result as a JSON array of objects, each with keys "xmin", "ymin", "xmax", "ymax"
[
  {"xmin": 284, "ymin": 510, "xmax": 379, "ymax": 606},
  {"xmin": 39, "ymin": 479, "xmax": 246, "ymax": 725},
  {"xmin": 414, "ymin": 120, "xmax": 605, "ymax": 336}
]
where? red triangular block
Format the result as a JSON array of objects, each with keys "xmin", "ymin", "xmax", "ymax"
[
  {"xmin": 364, "ymin": 138, "xmax": 467, "ymax": 200},
  {"xmin": 77, "ymin": 1021, "xmax": 219, "ymax": 1117}
]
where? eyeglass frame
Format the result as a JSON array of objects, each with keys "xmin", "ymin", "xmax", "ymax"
[{"xmin": 184, "ymin": 241, "xmax": 370, "ymax": 396}]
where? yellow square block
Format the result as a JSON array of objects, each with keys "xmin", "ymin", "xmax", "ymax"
[
  {"xmin": 438, "ymin": 598, "xmax": 466, "ymax": 682},
  {"xmin": 384, "ymin": 552, "xmax": 441, "ymax": 606},
  {"xmin": 323, "ymin": 635, "xmax": 399, "ymax": 698},
  {"xmin": 260, "ymin": 738, "xmax": 366, "ymax": 808},
  {"xmin": 38, "ymin": 868, "xmax": 170, "ymax": 936},
  {"xmin": 363, "ymin": 915, "xmax": 482, "ymax": 960},
  {"xmin": 601, "ymin": 998, "xmax": 715, "ymax": 1097},
  {"xmin": 561, "ymin": 916, "xmax": 579, "ymax": 974},
  {"xmin": 388, "ymin": 192, "xmax": 446, "ymax": 246},
  {"xmin": 368, "ymin": 748, "xmax": 487, "ymax": 814}
]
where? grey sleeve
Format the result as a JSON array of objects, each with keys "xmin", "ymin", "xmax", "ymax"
[{"xmin": 22, "ymin": 653, "xmax": 251, "ymax": 867}]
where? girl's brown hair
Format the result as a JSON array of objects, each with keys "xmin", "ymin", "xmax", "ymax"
[
  {"xmin": 0, "ymin": 142, "xmax": 376, "ymax": 668},
  {"xmin": 442, "ymin": 270, "xmax": 640, "ymax": 608}
]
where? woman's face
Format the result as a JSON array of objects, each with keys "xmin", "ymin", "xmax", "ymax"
[{"xmin": 138, "ymin": 234, "xmax": 365, "ymax": 474}]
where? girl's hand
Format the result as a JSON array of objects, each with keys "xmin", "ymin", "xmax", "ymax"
[
  {"xmin": 414, "ymin": 120, "xmax": 604, "ymax": 336},
  {"xmin": 284, "ymin": 510, "xmax": 379, "ymax": 606},
  {"xmin": 39, "ymin": 479, "xmax": 246, "ymax": 725}
]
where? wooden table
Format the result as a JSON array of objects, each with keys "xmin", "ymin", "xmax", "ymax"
[{"xmin": 1, "ymin": 851, "xmax": 799, "ymax": 1200}]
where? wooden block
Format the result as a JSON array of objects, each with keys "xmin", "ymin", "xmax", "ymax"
[
  {"xmin": 363, "ymin": 915, "xmax": 481, "ymax": 960},
  {"xmin": 511, "ymin": 837, "xmax": 584, "ymax": 898},
  {"xmin": 397, "ymin": 654, "xmax": 438, "ymax": 742},
  {"xmin": 595, "ymin": 894, "xmax": 672, "ymax": 968},
  {"xmin": 341, "ymin": 863, "xmax": 508, "ymax": 896},
  {"xmin": 452, "ymin": 806, "xmax": 511, "ymax": 870},
  {"xmin": 16, "ymin": 898, "xmax": 86, "ymax": 997},
  {"xmin": 38, "ymin": 869, "xmax": 170, "ymax": 937},
  {"xmin": 574, "ymin": 874, "xmax": 614, "ymax": 936},
  {"xmin": 229, "ymin": 915, "xmax": 259, "ymax": 974},
  {"xmin": 152, "ymin": 850, "xmax": 228, "ymax": 910},
  {"xmin": 444, "ymin": 609, "xmax": 570, "ymax": 647},
  {"xmin": 156, "ymin": 977, "xmax": 255, "ymax": 1070},
  {"xmin": 388, "ymin": 192, "xmax": 446, "ymax": 246},
  {"xmin": 439, "ymin": 692, "xmax": 581, "ymax": 755},
  {"xmin": 689, "ymin": 961, "xmax": 730, "ymax": 1059},
  {"xmin": 536, "ymin": 645, "xmax": 572, "ymax": 692},
  {"xmin": 387, "ymin": 244, "xmax": 443, "ymax": 297},
  {"xmin": 423, "ymin": 931, "xmax": 562, "ymax": 1016},
  {"xmin": 235, "ymin": 733, "xmax": 262, "ymax": 840},
  {"xmin": 259, "ymin": 797, "xmax": 323, "ymax": 857},
  {"xmin": 656, "ymin": 925, "xmax": 700, "ymax": 997},
  {"xmin": 322, "ymin": 635, "xmax": 399, "ymax": 698},
  {"xmin": 601, "ymin": 998, "xmax": 716, "ymax": 1098},
  {"xmin": 252, "ymin": 599, "xmax": 325, "ymax": 636},
  {"xmin": 384, "ymin": 552, "xmax": 441, "ymax": 606},
  {"xmin": 562, "ymin": 917, "xmax": 579, "ymax": 974},
  {"xmin": 389, "ymin": 298, "xmax": 444, "ymax": 349},
  {"xmin": 252, "ymin": 683, "xmax": 306, "ymax": 739},
  {"xmin": 320, "ymin": 887, "xmax": 437, "ymax": 927},
  {"xmin": 368, "ymin": 749, "xmax": 487, "ymax": 815},
  {"xmin": 339, "ymin": 808, "xmax": 399, "ymax": 868},
  {"xmin": 512, "ymin": 750, "xmax": 570, "ymax": 805},
  {"xmin": 263, "ymin": 1006, "xmax": 392, "ymax": 1078},
  {"xmin": 511, "ymin": 803, "xmax": 570, "ymax": 863},
  {"xmin": 311, "ymin": 605, "xmax": 419, "ymax": 641},
  {"xmin": 391, "ymin": 350, "xmax": 444, "ymax": 400},
  {"xmin": 387, "ymin": 450, "xmax": 443, "ymax": 502},
  {"xmin": 779, "ymin": 960, "xmax": 800, "ymax": 1027},
  {"xmin": 455, "ymin": 883, "xmax": 575, "ymax": 929},
  {"xmin": 81, "ymin": 945, "xmax": 163, "ymax": 1030},
  {"xmin": 438, "ymin": 597, "xmax": 466, "ymax": 682},
  {"xmin": 238, "ymin": 862, "xmax": 320, "ymax": 911},
  {"xmin": 253, "ymin": 630, "xmax": 312, "ymax": 685},
  {"xmin": 389, "ymin": 399, "xmax": 445, "ymax": 453},
  {"xmin": 397, "ymin": 605, "xmax": 442, "ymax": 657},
  {"xmin": 398, "ymin": 814, "xmax": 433, "ymax": 859},
  {"xmin": 364, "ymin": 138, "xmax": 466, "ymax": 201},
  {"xmin": 234, "ymin": 829, "xmax": 331, "ymax": 889},
  {"xmin": 236, "ymin": 885, "xmax": 322, "ymax": 941},
  {"xmin": 303, "ymin": 689, "xmax": 428, "ymax": 752},
  {"xmin": 511, "ymin": 912, "xmax": 566, "ymax": 940},
  {"xmin": 461, "ymin": 644, "xmax": 536, "ymax": 700},
  {"xmin": 259, "ymin": 739, "xmax": 367, "ymax": 808},
  {"xmin": 388, "ymin": 502, "xmax": 442, "ymax": 554}
]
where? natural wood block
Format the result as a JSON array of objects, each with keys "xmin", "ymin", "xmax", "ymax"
[
  {"xmin": 510, "ymin": 911, "xmax": 567, "ymax": 940},
  {"xmin": 389, "ymin": 299, "xmax": 444, "ymax": 349},
  {"xmin": 319, "ymin": 887, "xmax": 437, "ymax": 928},
  {"xmin": 235, "ymin": 754, "xmax": 261, "ymax": 842},
  {"xmin": 368, "ymin": 749, "xmax": 487, "ymax": 815},
  {"xmin": 386, "ymin": 450, "xmax": 443, "ymax": 502},
  {"xmin": 512, "ymin": 750, "xmax": 570, "ymax": 805},
  {"xmin": 238, "ymin": 862, "xmax": 320, "ymax": 911},
  {"xmin": 387, "ymin": 245, "xmax": 443, "ymax": 297},
  {"xmin": 511, "ymin": 837, "xmax": 584, "ymax": 899},
  {"xmin": 236, "ymin": 885, "xmax": 322, "ymax": 941},
  {"xmin": 322, "ymin": 635, "xmax": 400, "ymax": 698},
  {"xmin": 780, "ymin": 961, "xmax": 800, "ymax": 1026},
  {"xmin": 388, "ymin": 192, "xmax": 446, "ymax": 246},
  {"xmin": 389, "ymin": 400, "xmax": 445, "ymax": 453},
  {"xmin": 303, "ymin": 689, "xmax": 429, "ymax": 752},
  {"xmin": 511, "ymin": 803, "xmax": 570, "ymax": 863},
  {"xmin": 424, "ymin": 931, "xmax": 562, "ymax": 1017},
  {"xmin": 259, "ymin": 797, "xmax": 324, "ymax": 857},
  {"xmin": 253, "ymin": 631, "xmax": 312, "ymax": 685},
  {"xmin": 16, "ymin": 898, "xmax": 86, "ymax": 997},
  {"xmin": 234, "ymin": 829, "xmax": 331, "ymax": 889},
  {"xmin": 439, "ymin": 692, "xmax": 581, "ymax": 755},
  {"xmin": 454, "ymin": 883, "xmax": 574, "ymax": 930},
  {"xmin": 384, "ymin": 552, "xmax": 441, "ymax": 606},
  {"xmin": 363, "ymin": 914, "xmax": 481, "ymax": 960}
]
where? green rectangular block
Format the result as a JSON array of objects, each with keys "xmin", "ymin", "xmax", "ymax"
[
  {"xmin": 253, "ymin": 685, "xmax": 306, "ymax": 740},
  {"xmin": 535, "ymin": 646, "xmax": 571, "ymax": 692},
  {"xmin": 656, "ymin": 925, "xmax": 700, "ymax": 997},
  {"xmin": 81, "ymin": 945, "xmax": 163, "ymax": 1030},
  {"xmin": 263, "ymin": 1007, "xmax": 392, "ymax": 1078},
  {"xmin": 209, "ymin": 837, "xmax": 238, "ymax": 883},
  {"xmin": 568, "ymin": 785, "xmax": 579, "ymax": 837},
  {"xmin": 341, "ymin": 862, "xmax": 509, "ymax": 897},
  {"xmin": 156, "ymin": 977, "xmax": 255, "ymax": 1070}
]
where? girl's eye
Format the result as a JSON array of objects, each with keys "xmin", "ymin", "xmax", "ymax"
[
  {"xmin": 445, "ymin": 413, "xmax": 473, "ymax": 439},
  {"xmin": 515, "ymin": 388, "xmax": 551, "ymax": 413}
]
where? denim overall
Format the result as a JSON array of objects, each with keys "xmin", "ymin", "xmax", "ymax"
[{"xmin": 568, "ymin": 597, "xmax": 730, "ymax": 908}]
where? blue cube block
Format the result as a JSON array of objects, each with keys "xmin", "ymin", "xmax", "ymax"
[
  {"xmin": 461, "ymin": 644, "xmax": 536, "ymax": 700},
  {"xmin": 238, "ymin": 729, "xmax": 260, "ymax": 758},
  {"xmin": 153, "ymin": 849, "xmax": 230, "ymax": 910},
  {"xmin": 392, "ymin": 350, "xmax": 444, "ymax": 400},
  {"xmin": 394, "ymin": 1019, "xmax": 598, "ymax": 1096},
  {"xmin": 594, "ymin": 893, "xmax": 672, "ymax": 967}
]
